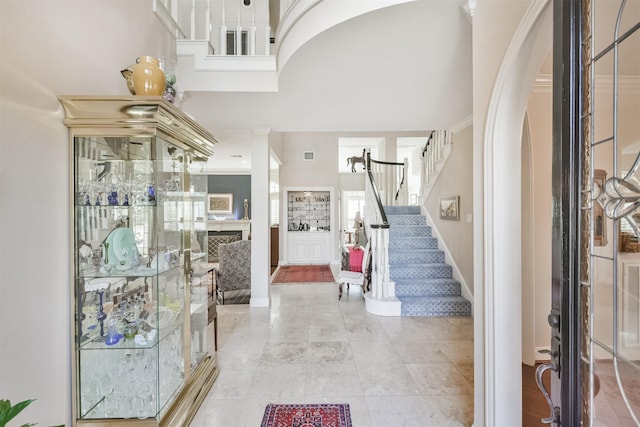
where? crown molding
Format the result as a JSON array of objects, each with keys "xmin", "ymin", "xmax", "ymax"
[{"xmin": 450, "ymin": 115, "xmax": 473, "ymax": 134}]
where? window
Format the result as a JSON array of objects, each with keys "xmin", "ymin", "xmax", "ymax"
[{"xmin": 342, "ymin": 191, "xmax": 365, "ymax": 242}]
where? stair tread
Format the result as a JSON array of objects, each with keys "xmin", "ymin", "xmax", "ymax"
[
  {"xmin": 394, "ymin": 277, "xmax": 459, "ymax": 284},
  {"xmin": 398, "ymin": 295, "xmax": 469, "ymax": 302},
  {"xmin": 390, "ymin": 262, "xmax": 451, "ymax": 267},
  {"xmin": 390, "ymin": 248, "xmax": 442, "ymax": 252}
]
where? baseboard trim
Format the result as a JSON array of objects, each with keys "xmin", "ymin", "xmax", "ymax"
[{"xmin": 249, "ymin": 296, "xmax": 270, "ymax": 307}]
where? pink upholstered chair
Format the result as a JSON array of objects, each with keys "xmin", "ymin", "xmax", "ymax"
[{"xmin": 336, "ymin": 242, "xmax": 370, "ymax": 300}]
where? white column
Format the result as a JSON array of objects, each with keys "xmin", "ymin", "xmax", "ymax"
[{"xmin": 250, "ymin": 128, "xmax": 271, "ymax": 307}]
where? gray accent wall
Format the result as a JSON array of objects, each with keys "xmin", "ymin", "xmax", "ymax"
[{"xmin": 208, "ymin": 175, "xmax": 251, "ymax": 220}]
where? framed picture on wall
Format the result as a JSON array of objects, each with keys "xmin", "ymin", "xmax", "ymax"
[
  {"xmin": 439, "ymin": 196, "xmax": 460, "ymax": 221},
  {"xmin": 208, "ymin": 193, "xmax": 233, "ymax": 214}
]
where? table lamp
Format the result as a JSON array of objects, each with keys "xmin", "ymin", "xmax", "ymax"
[{"xmin": 353, "ymin": 211, "xmax": 362, "ymax": 247}]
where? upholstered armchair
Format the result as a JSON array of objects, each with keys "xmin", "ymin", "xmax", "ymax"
[{"xmin": 215, "ymin": 240, "xmax": 251, "ymax": 304}]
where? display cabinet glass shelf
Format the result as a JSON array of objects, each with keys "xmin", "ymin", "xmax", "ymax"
[
  {"xmin": 60, "ymin": 96, "xmax": 219, "ymax": 427},
  {"xmin": 287, "ymin": 190, "xmax": 331, "ymax": 232},
  {"xmin": 283, "ymin": 188, "xmax": 334, "ymax": 264}
]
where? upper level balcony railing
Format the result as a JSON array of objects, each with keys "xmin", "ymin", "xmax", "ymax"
[
  {"xmin": 153, "ymin": 0, "xmax": 418, "ymax": 62},
  {"xmin": 153, "ymin": 0, "xmax": 283, "ymax": 57}
]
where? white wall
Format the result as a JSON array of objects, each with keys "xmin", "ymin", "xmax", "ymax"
[
  {"xmin": 521, "ymin": 116, "xmax": 536, "ymax": 366},
  {"xmin": 425, "ymin": 124, "xmax": 474, "ymax": 293},
  {"xmin": 0, "ymin": 1, "xmax": 175, "ymax": 424},
  {"xmin": 525, "ymin": 87, "xmax": 553, "ymax": 361},
  {"xmin": 472, "ymin": 0, "xmax": 552, "ymax": 425},
  {"xmin": 278, "ymin": 133, "xmax": 341, "ymax": 263}
]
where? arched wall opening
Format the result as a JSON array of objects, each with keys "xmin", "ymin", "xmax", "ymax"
[{"xmin": 478, "ymin": 0, "xmax": 553, "ymax": 424}]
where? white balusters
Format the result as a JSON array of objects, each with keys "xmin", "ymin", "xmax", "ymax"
[
  {"xmin": 364, "ymin": 158, "xmax": 401, "ymax": 315},
  {"xmin": 236, "ymin": 1, "xmax": 242, "ymax": 55},
  {"xmin": 190, "ymin": 0, "xmax": 196, "ymax": 39},
  {"xmin": 250, "ymin": 8, "xmax": 257, "ymax": 55},
  {"xmin": 205, "ymin": 0, "xmax": 211, "ymax": 42},
  {"xmin": 157, "ymin": 0, "xmax": 274, "ymax": 56},
  {"xmin": 421, "ymin": 130, "xmax": 452, "ymax": 189},
  {"xmin": 369, "ymin": 225, "xmax": 392, "ymax": 299},
  {"xmin": 219, "ymin": 0, "xmax": 227, "ymax": 55}
]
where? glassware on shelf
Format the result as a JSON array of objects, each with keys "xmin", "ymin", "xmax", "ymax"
[
  {"xmin": 123, "ymin": 321, "xmax": 138, "ymax": 339},
  {"xmin": 105, "ymin": 316, "xmax": 121, "ymax": 345},
  {"xmin": 96, "ymin": 290, "xmax": 107, "ymax": 338},
  {"xmin": 102, "ymin": 242, "xmax": 113, "ymax": 276}
]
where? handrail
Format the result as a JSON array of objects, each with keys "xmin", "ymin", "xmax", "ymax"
[
  {"xmin": 422, "ymin": 130, "xmax": 435, "ymax": 157},
  {"xmin": 366, "ymin": 158, "xmax": 389, "ymax": 226},
  {"xmin": 362, "ymin": 151, "xmax": 401, "ymax": 316},
  {"xmin": 367, "ymin": 152, "xmax": 407, "ymax": 206},
  {"xmin": 369, "ymin": 158, "xmax": 405, "ymax": 202},
  {"xmin": 420, "ymin": 130, "xmax": 451, "ymax": 192},
  {"xmin": 370, "ymin": 159, "xmax": 404, "ymax": 167}
]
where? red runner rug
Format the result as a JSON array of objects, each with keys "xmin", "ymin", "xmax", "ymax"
[
  {"xmin": 272, "ymin": 264, "xmax": 335, "ymax": 283},
  {"xmin": 260, "ymin": 403, "xmax": 352, "ymax": 427}
]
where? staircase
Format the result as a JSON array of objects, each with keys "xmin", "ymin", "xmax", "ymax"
[{"xmin": 385, "ymin": 205, "xmax": 471, "ymax": 317}]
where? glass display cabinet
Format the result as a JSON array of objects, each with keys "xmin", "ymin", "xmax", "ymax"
[
  {"xmin": 284, "ymin": 189, "xmax": 334, "ymax": 264},
  {"xmin": 286, "ymin": 190, "xmax": 331, "ymax": 232},
  {"xmin": 59, "ymin": 96, "xmax": 219, "ymax": 426}
]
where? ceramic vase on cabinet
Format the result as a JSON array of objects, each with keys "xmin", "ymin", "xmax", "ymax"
[{"xmin": 132, "ymin": 56, "xmax": 166, "ymax": 96}]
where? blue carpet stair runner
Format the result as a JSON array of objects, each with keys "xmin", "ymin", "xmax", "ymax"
[{"xmin": 385, "ymin": 205, "xmax": 471, "ymax": 317}]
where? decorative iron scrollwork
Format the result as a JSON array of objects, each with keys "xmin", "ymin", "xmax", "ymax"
[{"xmin": 602, "ymin": 152, "xmax": 640, "ymax": 241}]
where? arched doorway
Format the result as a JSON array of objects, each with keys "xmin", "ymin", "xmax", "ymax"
[{"xmin": 477, "ymin": 0, "xmax": 553, "ymax": 424}]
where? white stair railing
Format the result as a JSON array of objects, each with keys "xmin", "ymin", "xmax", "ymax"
[
  {"xmin": 368, "ymin": 153, "xmax": 408, "ymax": 207},
  {"xmin": 420, "ymin": 130, "xmax": 452, "ymax": 191},
  {"xmin": 363, "ymin": 157, "xmax": 401, "ymax": 316},
  {"xmin": 369, "ymin": 224, "xmax": 394, "ymax": 299},
  {"xmin": 154, "ymin": 0, "xmax": 272, "ymax": 56}
]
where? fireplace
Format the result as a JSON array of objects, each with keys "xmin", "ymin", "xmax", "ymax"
[{"xmin": 208, "ymin": 230, "xmax": 243, "ymax": 261}]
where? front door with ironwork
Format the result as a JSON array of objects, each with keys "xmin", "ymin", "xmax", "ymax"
[{"xmin": 541, "ymin": 0, "xmax": 640, "ymax": 425}]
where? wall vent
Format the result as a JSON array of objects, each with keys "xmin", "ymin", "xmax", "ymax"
[{"xmin": 303, "ymin": 151, "xmax": 315, "ymax": 161}]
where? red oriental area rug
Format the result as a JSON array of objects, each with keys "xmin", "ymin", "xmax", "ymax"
[
  {"xmin": 260, "ymin": 403, "xmax": 352, "ymax": 427},
  {"xmin": 272, "ymin": 265, "xmax": 335, "ymax": 283}
]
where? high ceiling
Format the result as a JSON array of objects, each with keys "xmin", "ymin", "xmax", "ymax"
[{"xmin": 180, "ymin": 0, "xmax": 473, "ymax": 171}]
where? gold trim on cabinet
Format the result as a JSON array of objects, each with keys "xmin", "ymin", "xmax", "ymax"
[
  {"xmin": 64, "ymin": 96, "xmax": 219, "ymax": 427},
  {"xmin": 58, "ymin": 96, "xmax": 217, "ymax": 156}
]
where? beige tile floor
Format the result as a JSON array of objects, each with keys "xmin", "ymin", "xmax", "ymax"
[{"xmin": 190, "ymin": 281, "xmax": 474, "ymax": 427}]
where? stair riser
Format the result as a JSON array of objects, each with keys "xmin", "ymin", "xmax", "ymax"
[
  {"xmin": 389, "ymin": 238, "xmax": 439, "ymax": 250},
  {"xmin": 390, "ymin": 227, "xmax": 431, "ymax": 238},
  {"xmin": 390, "ymin": 265, "xmax": 452, "ymax": 279},
  {"xmin": 401, "ymin": 301, "xmax": 472, "ymax": 317},
  {"xmin": 389, "ymin": 251, "xmax": 444, "ymax": 264},
  {"xmin": 395, "ymin": 282, "xmax": 461, "ymax": 297},
  {"xmin": 384, "ymin": 206, "xmax": 421, "ymax": 215},
  {"xmin": 387, "ymin": 215, "xmax": 427, "ymax": 226}
]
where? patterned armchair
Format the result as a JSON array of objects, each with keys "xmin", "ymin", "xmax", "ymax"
[{"xmin": 215, "ymin": 240, "xmax": 251, "ymax": 304}]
